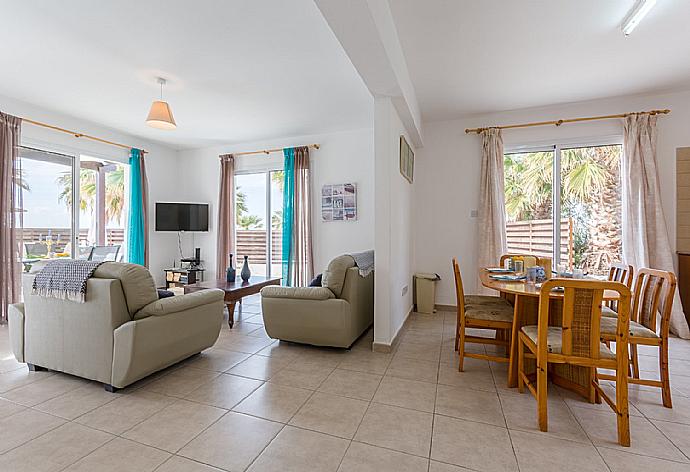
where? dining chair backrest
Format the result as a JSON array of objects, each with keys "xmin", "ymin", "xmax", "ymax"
[
  {"xmin": 452, "ymin": 258, "xmax": 467, "ymax": 318},
  {"xmin": 632, "ymin": 268, "xmax": 676, "ymax": 335},
  {"xmin": 25, "ymin": 242, "xmax": 48, "ymax": 258},
  {"xmin": 607, "ymin": 263, "xmax": 634, "ymax": 311},
  {"xmin": 90, "ymin": 245, "xmax": 120, "ymax": 262},
  {"xmin": 538, "ymin": 279, "xmax": 631, "ymax": 360},
  {"xmin": 500, "ymin": 253, "xmax": 539, "ymax": 268}
]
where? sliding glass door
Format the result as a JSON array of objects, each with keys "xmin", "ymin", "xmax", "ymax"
[
  {"xmin": 504, "ymin": 143, "xmax": 623, "ymax": 275},
  {"xmin": 235, "ymin": 170, "xmax": 284, "ymax": 277}
]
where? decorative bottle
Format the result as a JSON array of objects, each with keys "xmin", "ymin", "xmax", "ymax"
[
  {"xmin": 241, "ymin": 255, "xmax": 251, "ymax": 282},
  {"xmin": 226, "ymin": 253, "xmax": 236, "ymax": 282}
]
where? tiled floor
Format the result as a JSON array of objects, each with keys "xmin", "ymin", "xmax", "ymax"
[{"xmin": 2, "ymin": 295, "xmax": 690, "ymax": 471}]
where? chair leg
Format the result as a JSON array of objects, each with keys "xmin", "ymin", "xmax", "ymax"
[
  {"xmin": 536, "ymin": 357, "xmax": 548, "ymax": 432},
  {"xmin": 615, "ymin": 365, "xmax": 631, "ymax": 447},
  {"xmin": 630, "ymin": 344, "xmax": 640, "ymax": 379},
  {"xmin": 517, "ymin": 336, "xmax": 525, "ymax": 394},
  {"xmin": 660, "ymin": 340, "xmax": 673, "ymax": 408},
  {"xmin": 454, "ymin": 312, "xmax": 460, "ymax": 352},
  {"xmin": 457, "ymin": 320, "xmax": 466, "ymax": 372}
]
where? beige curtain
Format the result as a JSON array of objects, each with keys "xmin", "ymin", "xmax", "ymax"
[
  {"xmin": 216, "ymin": 154, "xmax": 236, "ymax": 279},
  {"xmin": 0, "ymin": 112, "xmax": 22, "ymax": 323},
  {"xmin": 623, "ymin": 113, "xmax": 690, "ymax": 338},
  {"xmin": 291, "ymin": 146, "xmax": 314, "ymax": 286},
  {"xmin": 477, "ymin": 128, "xmax": 507, "ymax": 292}
]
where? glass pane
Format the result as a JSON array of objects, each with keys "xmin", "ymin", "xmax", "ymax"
[
  {"xmin": 270, "ymin": 170, "xmax": 284, "ymax": 278},
  {"xmin": 235, "ymin": 173, "xmax": 267, "ymax": 277},
  {"xmin": 18, "ymin": 148, "xmax": 75, "ymax": 261},
  {"xmin": 504, "ymin": 150, "xmax": 555, "ymax": 263},
  {"xmin": 559, "ymin": 145, "xmax": 623, "ymax": 275},
  {"xmin": 78, "ymin": 157, "xmax": 128, "ymax": 261}
]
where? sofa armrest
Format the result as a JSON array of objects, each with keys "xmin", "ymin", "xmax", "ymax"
[
  {"xmin": 134, "ymin": 289, "xmax": 225, "ymax": 319},
  {"xmin": 261, "ymin": 286, "xmax": 335, "ymax": 301},
  {"xmin": 8, "ymin": 303, "xmax": 25, "ymax": 363}
]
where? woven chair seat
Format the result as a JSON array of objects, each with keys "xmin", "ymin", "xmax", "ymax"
[
  {"xmin": 601, "ymin": 306, "xmax": 618, "ymax": 318},
  {"xmin": 465, "ymin": 305, "xmax": 514, "ymax": 323},
  {"xmin": 521, "ymin": 325, "xmax": 616, "ymax": 359},
  {"xmin": 600, "ymin": 316, "xmax": 658, "ymax": 339},
  {"xmin": 465, "ymin": 295, "xmax": 511, "ymax": 308}
]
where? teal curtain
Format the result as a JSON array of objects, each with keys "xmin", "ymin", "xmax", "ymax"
[
  {"xmin": 127, "ymin": 148, "xmax": 146, "ymax": 266},
  {"xmin": 282, "ymin": 148, "xmax": 295, "ymax": 284}
]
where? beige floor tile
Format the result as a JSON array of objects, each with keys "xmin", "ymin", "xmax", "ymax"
[
  {"xmin": 2, "ymin": 372, "xmax": 87, "ymax": 406},
  {"xmin": 395, "ymin": 341, "xmax": 442, "ymax": 362},
  {"xmin": 400, "ymin": 329, "xmax": 444, "ymax": 346},
  {"xmin": 499, "ymin": 391, "xmax": 589, "ymax": 443},
  {"xmin": 233, "ymin": 382, "xmax": 312, "ymax": 422},
  {"xmin": 185, "ymin": 373, "xmax": 263, "ymax": 409},
  {"xmin": 290, "ymin": 392, "xmax": 368, "ymax": 438},
  {"xmin": 338, "ymin": 441, "xmax": 429, "ymax": 471},
  {"xmin": 184, "ymin": 348, "xmax": 251, "ymax": 372},
  {"xmin": 337, "ymin": 349, "xmax": 393, "ymax": 375},
  {"xmin": 36, "ymin": 382, "xmax": 118, "ymax": 420},
  {"xmin": 429, "ymin": 461, "xmax": 474, "ymax": 471},
  {"xmin": 0, "ymin": 367, "xmax": 53, "ymax": 393},
  {"xmin": 0, "ymin": 422, "xmax": 112, "ymax": 472},
  {"xmin": 255, "ymin": 341, "xmax": 304, "ymax": 361},
  {"xmin": 143, "ymin": 367, "xmax": 220, "ymax": 398},
  {"xmin": 632, "ymin": 388, "xmax": 690, "ymax": 424},
  {"xmin": 598, "ymin": 447, "xmax": 690, "ymax": 472},
  {"xmin": 227, "ymin": 355, "xmax": 291, "ymax": 380},
  {"xmin": 248, "ymin": 425, "xmax": 349, "ymax": 472},
  {"xmin": 318, "ymin": 368, "xmax": 382, "ymax": 400},
  {"xmin": 63, "ymin": 437, "xmax": 170, "ymax": 472},
  {"xmin": 179, "ymin": 411, "xmax": 282, "ymax": 471},
  {"xmin": 268, "ymin": 364, "xmax": 334, "ymax": 390},
  {"xmin": 431, "ymin": 415, "xmax": 518, "ymax": 472},
  {"xmin": 386, "ymin": 356, "xmax": 439, "ymax": 383},
  {"xmin": 293, "ymin": 348, "xmax": 348, "ymax": 368},
  {"xmin": 0, "ymin": 397, "xmax": 25, "ymax": 418},
  {"xmin": 571, "ymin": 406, "xmax": 688, "ymax": 462},
  {"xmin": 651, "ymin": 420, "xmax": 690, "ymax": 458},
  {"xmin": 0, "ymin": 408, "xmax": 65, "ymax": 454},
  {"xmin": 556, "ymin": 384, "xmax": 644, "ymax": 417},
  {"xmin": 373, "ymin": 376, "xmax": 437, "ymax": 412},
  {"xmin": 435, "ymin": 384, "xmax": 505, "ymax": 426},
  {"xmin": 154, "ymin": 456, "xmax": 225, "ymax": 472},
  {"xmin": 355, "ymin": 403, "xmax": 433, "ymax": 457},
  {"xmin": 75, "ymin": 389, "xmax": 176, "ymax": 435},
  {"xmin": 510, "ymin": 430, "xmax": 608, "ymax": 471},
  {"xmin": 437, "ymin": 359, "xmax": 496, "ymax": 392},
  {"xmin": 122, "ymin": 399, "xmax": 226, "ymax": 453},
  {"xmin": 216, "ymin": 335, "xmax": 275, "ymax": 354}
]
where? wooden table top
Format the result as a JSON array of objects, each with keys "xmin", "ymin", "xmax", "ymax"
[
  {"xmin": 185, "ymin": 276, "xmax": 281, "ymax": 294},
  {"xmin": 479, "ymin": 269, "xmax": 620, "ymax": 300}
]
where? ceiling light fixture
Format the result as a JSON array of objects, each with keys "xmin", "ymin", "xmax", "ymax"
[
  {"xmin": 622, "ymin": 0, "xmax": 657, "ymax": 36},
  {"xmin": 146, "ymin": 77, "xmax": 177, "ymax": 129}
]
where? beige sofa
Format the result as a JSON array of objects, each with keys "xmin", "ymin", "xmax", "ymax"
[
  {"xmin": 8, "ymin": 262, "xmax": 225, "ymax": 391},
  {"xmin": 260, "ymin": 255, "xmax": 373, "ymax": 348}
]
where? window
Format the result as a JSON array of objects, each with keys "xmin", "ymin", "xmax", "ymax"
[{"xmin": 504, "ymin": 143, "xmax": 623, "ymax": 275}]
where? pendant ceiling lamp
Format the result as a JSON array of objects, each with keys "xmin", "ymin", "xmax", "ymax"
[{"xmin": 146, "ymin": 77, "xmax": 177, "ymax": 129}]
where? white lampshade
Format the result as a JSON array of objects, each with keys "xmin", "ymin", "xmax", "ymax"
[{"xmin": 146, "ymin": 100, "xmax": 177, "ymax": 129}]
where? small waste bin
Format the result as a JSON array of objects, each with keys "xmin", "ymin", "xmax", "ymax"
[{"xmin": 415, "ymin": 272, "xmax": 441, "ymax": 314}]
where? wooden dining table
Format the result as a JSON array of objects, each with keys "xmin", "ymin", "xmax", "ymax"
[{"xmin": 480, "ymin": 268, "xmax": 620, "ymax": 400}]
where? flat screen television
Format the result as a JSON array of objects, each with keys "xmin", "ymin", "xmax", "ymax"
[{"xmin": 155, "ymin": 202, "xmax": 209, "ymax": 232}]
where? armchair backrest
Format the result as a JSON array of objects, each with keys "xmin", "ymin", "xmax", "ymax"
[
  {"xmin": 322, "ymin": 255, "xmax": 356, "ymax": 297},
  {"xmin": 93, "ymin": 262, "xmax": 158, "ymax": 316}
]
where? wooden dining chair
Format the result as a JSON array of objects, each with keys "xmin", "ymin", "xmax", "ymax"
[
  {"xmin": 599, "ymin": 268, "xmax": 676, "ymax": 408},
  {"xmin": 452, "ymin": 258, "xmax": 514, "ymax": 371},
  {"xmin": 517, "ymin": 278, "xmax": 631, "ymax": 446},
  {"xmin": 602, "ymin": 262, "xmax": 634, "ymax": 317}
]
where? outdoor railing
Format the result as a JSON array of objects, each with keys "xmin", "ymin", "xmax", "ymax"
[
  {"xmin": 20, "ymin": 228, "xmax": 125, "ymax": 253},
  {"xmin": 506, "ymin": 218, "xmax": 573, "ymax": 267},
  {"xmin": 236, "ymin": 229, "xmax": 282, "ymax": 265}
]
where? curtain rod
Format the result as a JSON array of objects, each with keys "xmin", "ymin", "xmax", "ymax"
[
  {"xmin": 464, "ymin": 109, "xmax": 671, "ymax": 134},
  {"xmin": 21, "ymin": 117, "xmax": 147, "ymax": 154},
  {"xmin": 231, "ymin": 143, "xmax": 320, "ymax": 157}
]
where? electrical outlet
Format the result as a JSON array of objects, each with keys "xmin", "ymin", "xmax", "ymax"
[
  {"xmin": 470, "ymin": 209, "xmax": 478, "ymax": 218},
  {"xmin": 402, "ymin": 285, "xmax": 408, "ymax": 296}
]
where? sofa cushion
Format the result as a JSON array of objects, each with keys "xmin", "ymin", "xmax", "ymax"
[
  {"xmin": 261, "ymin": 286, "xmax": 335, "ymax": 300},
  {"xmin": 94, "ymin": 262, "xmax": 158, "ymax": 316},
  {"xmin": 322, "ymin": 255, "xmax": 355, "ymax": 297}
]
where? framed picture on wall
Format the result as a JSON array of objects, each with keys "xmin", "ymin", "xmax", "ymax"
[
  {"xmin": 322, "ymin": 183, "xmax": 357, "ymax": 221},
  {"xmin": 400, "ymin": 135, "xmax": 414, "ymax": 183}
]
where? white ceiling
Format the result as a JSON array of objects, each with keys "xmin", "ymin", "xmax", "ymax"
[
  {"xmin": 0, "ymin": 0, "xmax": 373, "ymax": 149},
  {"xmin": 389, "ymin": 0, "xmax": 690, "ymax": 121}
]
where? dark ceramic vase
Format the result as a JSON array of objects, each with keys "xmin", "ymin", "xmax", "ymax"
[
  {"xmin": 241, "ymin": 255, "xmax": 251, "ymax": 282},
  {"xmin": 226, "ymin": 253, "xmax": 236, "ymax": 282}
]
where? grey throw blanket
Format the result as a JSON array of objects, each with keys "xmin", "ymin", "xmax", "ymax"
[
  {"xmin": 349, "ymin": 250, "xmax": 374, "ymax": 277},
  {"xmin": 32, "ymin": 259, "xmax": 103, "ymax": 303}
]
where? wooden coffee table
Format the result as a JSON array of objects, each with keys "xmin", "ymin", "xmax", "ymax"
[{"xmin": 184, "ymin": 276, "xmax": 280, "ymax": 328}]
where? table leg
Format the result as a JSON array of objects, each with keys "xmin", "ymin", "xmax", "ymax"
[
  {"xmin": 507, "ymin": 296, "xmax": 521, "ymax": 388},
  {"xmin": 226, "ymin": 301, "xmax": 237, "ymax": 328}
]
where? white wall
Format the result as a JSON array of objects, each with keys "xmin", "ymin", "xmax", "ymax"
[
  {"xmin": 175, "ymin": 128, "xmax": 375, "ymax": 278},
  {"xmin": 415, "ymin": 89, "xmax": 690, "ymax": 306},
  {"xmin": 1, "ymin": 95, "xmax": 181, "ymax": 285},
  {"xmin": 374, "ymin": 97, "xmax": 415, "ymax": 346}
]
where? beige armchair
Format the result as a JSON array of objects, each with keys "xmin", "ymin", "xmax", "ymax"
[
  {"xmin": 261, "ymin": 255, "xmax": 374, "ymax": 348},
  {"xmin": 8, "ymin": 262, "xmax": 225, "ymax": 391}
]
